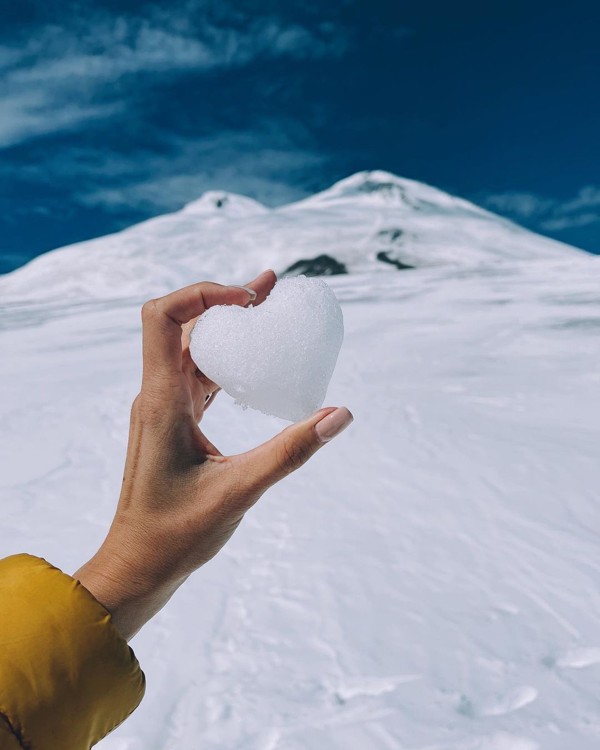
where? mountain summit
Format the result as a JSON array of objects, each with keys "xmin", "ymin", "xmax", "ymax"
[
  {"xmin": 298, "ymin": 170, "xmax": 488, "ymax": 215},
  {"xmin": 182, "ymin": 191, "xmax": 268, "ymax": 218},
  {"xmin": 0, "ymin": 170, "xmax": 587, "ymax": 302}
]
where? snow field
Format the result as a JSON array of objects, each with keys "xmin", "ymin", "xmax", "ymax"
[{"xmin": 1, "ymin": 172, "xmax": 599, "ymax": 748}]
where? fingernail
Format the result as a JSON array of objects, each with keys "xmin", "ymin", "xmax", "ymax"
[
  {"xmin": 315, "ymin": 407, "xmax": 353, "ymax": 443},
  {"xmin": 232, "ymin": 285, "xmax": 257, "ymax": 301}
]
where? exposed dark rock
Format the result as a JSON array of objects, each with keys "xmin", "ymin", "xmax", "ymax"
[
  {"xmin": 283, "ymin": 254, "xmax": 348, "ymax": 277},
  {"xmin": 376, "ymin": 251, "xmax": 414, "ymax": 270},
  {"xmin": 359, "ymin": 180, "xmax": 406, "ymax": 198},
  {"xmin": 378, "ymin": 228, "xmax": 403, "ymax": 242}
]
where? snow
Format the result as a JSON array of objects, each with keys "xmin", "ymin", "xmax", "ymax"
[
  {"xmin": 1, "ymin": 171, "xmax": 600, "ymax": 749},
  {"xmin": 189, "ymin": 276, "xmax": 344, "ymax": 421},
  {"xmin": 0, "ymin": 171, "xmax": 581, "ymax": 303},
  {"xmin": 182, "ymin": 191, "xmax": 268, "ymax": 218}
]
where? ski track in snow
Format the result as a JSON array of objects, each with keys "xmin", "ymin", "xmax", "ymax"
[{"xmin": 1, "ymin": 172, "xmax": 600, "ymax": 749}]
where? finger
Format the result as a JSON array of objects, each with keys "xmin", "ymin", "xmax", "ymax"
[
  {"xmin": 180, "ymin": 269, "xmax": 275, "ymax": 357},
  {"xmin": 180, "ymin": 269, "xmax": 277, "ymax": 394},
  {"xmin": 233, "ymin": 407, "xmax": 354, "ymax": 495},
  {"xmin": 178, "ymin": 348, "xmax": 217, "ymax": 421},
  {"xmin": 245, "ymin": 269, "xmax": 277, "ymax": 306},
  {"xmin": 142, "ymin": 282, "xmax": 254, "ymax": 384}
]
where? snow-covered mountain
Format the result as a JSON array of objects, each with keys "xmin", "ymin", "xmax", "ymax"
[
  {"xmin": 0, "ymin": 170, "xmax": 584, "ymax": 305},
  {"xmin": 1, "ymin": 172, "xmax": 599, "ymax": 749}
]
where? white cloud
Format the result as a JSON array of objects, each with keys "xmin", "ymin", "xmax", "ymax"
[
  {"xmin": 484, "ymin": 191, "xmax": 554, "ymax": 219},
  {"xmin": 484, "ymin": 186, "xmax": 600, "ymax": 234},
  {"xmin": 560, "ymin": 186, "xmax": 600, "ymax": 214},
  {"xmin": 0, "ymin": 89, "xmax": 123, "ymax": 149},
  {"xmin": 6, "ymin": 124, "xmax": 326, "ymax": 213},
  {"xmin": 0, "ymin": 9, "xmax": 350, "ymax": 149},
  {"xmin": 541, "ymin": 213, "xmax": 600, "ymax": 231},
  {"xmin": 7, "ymin": 30, "xmax": 214, "ymax": 85},
  {"xmin": 81, "ymin": 170, "xmax": 307, "ymax": 212},
  {"xmin": 73, "ymin": 130, "xmax": 327, "ymax": 211}
]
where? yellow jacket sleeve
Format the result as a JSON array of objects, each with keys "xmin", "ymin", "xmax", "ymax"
[
  {"xmin": 0, "ymin": 716, "xmax": 20, "ymax": 750},
  {"xmin": 0, "ymin": 554, "xmax": 145, "ymax": 749}
]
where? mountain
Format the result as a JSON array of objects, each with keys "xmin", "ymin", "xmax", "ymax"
[
  {"xmin": 0, "ymin": 170, "xmax": 585, "ymax": 305},
  {"xmin": 1, "ymin": 172, "xmax": 599, "ymax": 749}
]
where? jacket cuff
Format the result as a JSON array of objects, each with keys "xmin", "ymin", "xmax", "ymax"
[{"xmin": 0, "ymin": 554, "xmax": 145, "ymax": 749}]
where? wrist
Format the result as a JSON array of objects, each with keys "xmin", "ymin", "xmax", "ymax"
[{"xmin": 74, "ymin": 542, "xmax": 183, "ymax": 641}]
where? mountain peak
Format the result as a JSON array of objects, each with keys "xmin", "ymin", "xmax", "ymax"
[
  {"xmin": 295, "ymin": 170, "xmax": 482, "ymax": 215},
  {"xmin": 318, "ymin": 170, "xmax": 412, "ymax": 200},
  {"xmin": 0, "ymin": 169, "xmax": 586, "ymax": 304},
  {"xmin": 333, "ymin": 170, "xmax": 408, "ymax": 190},
  {"xmin": 182, "ymin": 191, "xmax": 268, "ymax": 217}
]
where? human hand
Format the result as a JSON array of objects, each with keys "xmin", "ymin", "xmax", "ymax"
[{"xmin": 75, "ymin": 270, "xmax": 353, "ymax": 640}]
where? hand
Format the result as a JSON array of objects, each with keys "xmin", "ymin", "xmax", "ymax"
[{"xmin": 75, "ymin": 270, "xmax": 353, "ymax": 640}]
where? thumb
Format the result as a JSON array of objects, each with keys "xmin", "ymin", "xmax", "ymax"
[{"xmin": 238, "ymin": 407, "xmax": 353, "ymax": 493}]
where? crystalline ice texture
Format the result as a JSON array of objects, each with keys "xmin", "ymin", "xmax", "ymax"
[{"xmin": 190, "ymin": 276, "xmax": 344, "ymax": 421}]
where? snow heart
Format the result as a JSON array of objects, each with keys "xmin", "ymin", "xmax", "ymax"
[{"xmin": 189, "ymin": 276, "xmax": 344, "ymax": 422}]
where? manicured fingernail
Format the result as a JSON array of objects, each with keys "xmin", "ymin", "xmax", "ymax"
[
  {"xmin": 315, "ymin": 407, "xmax": 353, "ymax": 443},
  {"xmin": 232, "ymin": 285, "xmax": 257, "ymax": 301}
]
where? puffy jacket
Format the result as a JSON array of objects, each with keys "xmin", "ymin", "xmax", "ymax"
[{"xmin": 0, "ymin": 554, "xmax": 145, "ymax": 749}]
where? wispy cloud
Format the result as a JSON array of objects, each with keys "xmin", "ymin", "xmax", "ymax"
[
  {"xmin": 559, "ymin": 186, "xmax": 600, "ymax": 214},
  {"xmin": 0, "ymin": 90, "xmax": 123, "ymax": 149},
  {"xmin": 484, "ymin": 192, "xmax": 554, "ymax": 219},
  {"xmin": 0, "ymin": 2, "xmax": 349, "ymax": 226},
  {"xmin": 0, "ymin": 6, "xmax": 351, "ymax": 149},
  {"xmin": 541, "ymin": 213, "xmax": 599, "ymax": 231},
  {"xmin": 14, "ymin": 122, "xmax": 328, "ymax": 212},
  {"xmin": 484, "ymin": 186, "xmax": 600, "ymax": 235},
  {"xmin": 76, "ymin": 131, "xmax": 326, "ymax": 211}
]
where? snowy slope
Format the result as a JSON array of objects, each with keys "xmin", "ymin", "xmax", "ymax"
[
  {"xmin": 1, "ymin": 172, "xmax": 600, "ymax": 750},
  {"xmin": 0, "ymin": 170, "xmax": 582, "ymax": 304}
]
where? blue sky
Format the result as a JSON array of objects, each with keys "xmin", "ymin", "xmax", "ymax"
[{"xmin": 1, "ymin": 0, "xmax": 599, "ymax": 273}]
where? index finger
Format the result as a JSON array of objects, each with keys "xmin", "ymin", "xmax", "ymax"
[
  {"xmin": 141, "ymin": 281, "xmax": 255, "ymax": 384},
  {"xmin": 181, "ymin": 269, "xmax": 277, "ymax": 351}
]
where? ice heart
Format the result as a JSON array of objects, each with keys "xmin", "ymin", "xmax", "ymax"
[{"xmin": 189, "ymin": 276, "xmax": 344, "ymax": 421}]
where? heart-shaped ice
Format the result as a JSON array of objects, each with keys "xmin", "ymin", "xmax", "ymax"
[{"xmin": 189, "ymin": 276, "xmax": 344, "ymax": 421}]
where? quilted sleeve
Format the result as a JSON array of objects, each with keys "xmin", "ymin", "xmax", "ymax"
[{"xmin": 0, "ymin": 554, "xmax": 145, "ymax": 749}]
